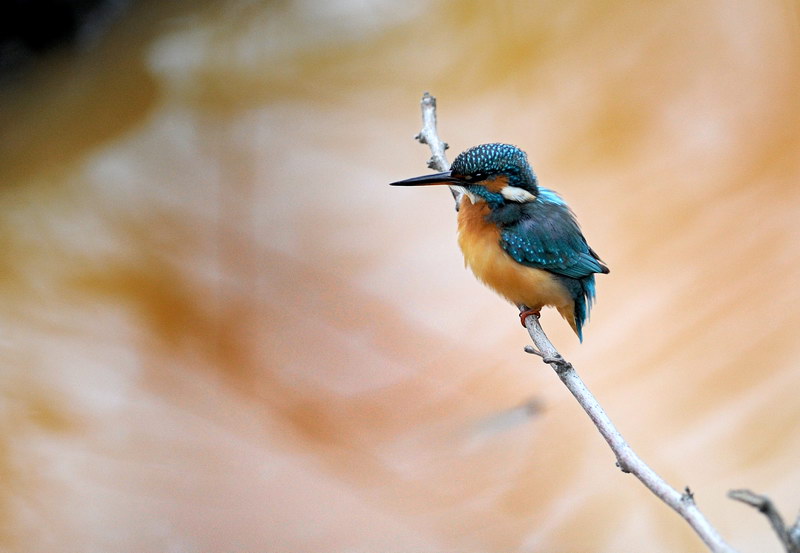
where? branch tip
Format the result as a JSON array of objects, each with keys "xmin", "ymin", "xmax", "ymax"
[
  {"xmin": 729, "ymin": 489, "xmax": 769, "ymax": 510},
  {"xmin": 729, "ymin": 489, "xmax": 800, "ymax": 553},
  {"xmin": 524, "ymin": 345, "xmax": 543, "ymax": 357}
]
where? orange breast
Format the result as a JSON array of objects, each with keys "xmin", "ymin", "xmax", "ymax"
[{"xmin": 456, "ymin": 198, "xmax": 576, "ymax": 328}]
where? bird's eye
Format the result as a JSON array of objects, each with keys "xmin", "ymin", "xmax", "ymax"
[{"xmin": 471, "ymin": 172, "xmax": 486, "ymax": 181}]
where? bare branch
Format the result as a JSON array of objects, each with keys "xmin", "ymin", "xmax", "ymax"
[
  {"xmin": 729, "ymin": 489, "xmax": 800, "ymax": 553},
  {"xmin": 521, "ymin": 311, "xmax": 737, "ymax": 553},
  {"xmin": 414, "ymin": 92, "xmax": 461, "ymax": 209},
  {"xmin": 415, "ymin": 92, "xmax": 449, "ymax": 171},
  {"xmin": 405, "ymin": 92, "xmax": 738, "ymax": 553}
]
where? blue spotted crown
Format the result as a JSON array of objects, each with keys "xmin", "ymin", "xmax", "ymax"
[{"xmin": 450, "ymin": 143, "xmax": 538, "ymax": 191}]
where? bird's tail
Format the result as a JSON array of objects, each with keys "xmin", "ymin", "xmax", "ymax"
[
  {"xmin": 571, "ymin": 275, "xmax": 598, "ymax": 342},
  {"xmin": 554, "ymin": 274, "xmax": 598, "ymax": 342},
  {"xmin": 576, "ymin": 274, "xmax": 599, "ymax": 342}
]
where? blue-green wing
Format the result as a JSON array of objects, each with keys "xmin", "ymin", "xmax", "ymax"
[{"xmin": 500, "ymin": 205, "xmax": 608, "ymax": 279}]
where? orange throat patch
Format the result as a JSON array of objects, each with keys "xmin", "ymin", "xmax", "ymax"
[{"xmin": 456, "ymin": 197, "xmax": 577, "ymax": 332}]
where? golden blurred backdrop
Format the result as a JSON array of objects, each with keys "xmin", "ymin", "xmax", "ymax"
[{"xmin": 1, "ymin": 0, "xmax": 800, "ymax": 551}]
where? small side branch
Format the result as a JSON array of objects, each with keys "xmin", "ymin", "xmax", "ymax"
[{"xmin": 729, "ymin": 489, "xmax": 800, "ymax": 553}]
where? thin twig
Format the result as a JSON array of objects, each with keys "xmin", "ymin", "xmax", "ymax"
[
  {"xmin": 414, "ymin": 92, "xmax": 461, "ymax": 209},
  {"xmin": 407, "ymin": 92, "xmax": 738, "ymax": 553},
  {"xmin": 729, "ymin": 489, "xmax": 800, "ymax": 553},
  {"xmin": 522, "ymin": 312, "xmax": 737, "ymax": 553}
]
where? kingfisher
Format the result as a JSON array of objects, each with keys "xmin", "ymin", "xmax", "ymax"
[{"xmin": 390, "ymin": 143, "xmax": 609, "ymax": 341}]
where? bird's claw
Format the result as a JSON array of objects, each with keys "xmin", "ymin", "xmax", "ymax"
[{"xmin": 519, "ymin": 308, "xmax": 541, "ymax": 328}]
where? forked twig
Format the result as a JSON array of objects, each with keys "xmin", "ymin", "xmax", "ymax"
[{"xmin": 729, "ymin": 489, "xmax": 800, "ymax": 553}]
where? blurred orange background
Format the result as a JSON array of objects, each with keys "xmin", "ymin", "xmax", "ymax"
[{"xmin": 2, "ymin": 1, "xmax": 800, "ymax": 552}]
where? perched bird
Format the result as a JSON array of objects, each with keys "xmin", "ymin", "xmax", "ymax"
[{"xmin": 390, "ymin": 143, "xmax": 609, "ymax": 341}]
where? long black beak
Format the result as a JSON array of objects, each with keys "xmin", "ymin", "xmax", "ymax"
[{"xmin": 389, "ymin": 171, "xmax": 464, "ymax": 186}]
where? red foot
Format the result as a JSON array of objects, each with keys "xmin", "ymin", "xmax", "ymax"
[{"xmin": 519, "ymin": 309, "xmax": 541, "ymax": 328}]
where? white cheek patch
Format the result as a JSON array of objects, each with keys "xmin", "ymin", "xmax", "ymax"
[
  {"xmin": 500, "ymin": 186, "xmax": 537, "ymax": 203},
  {"xmin": 451, "ymin": 184, "xmax": 480, "ymax": 204}
]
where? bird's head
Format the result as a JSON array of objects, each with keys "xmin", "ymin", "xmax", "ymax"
[{"xmin": 390, "ymin": 143, "xmax": 539, "ymax": 208}]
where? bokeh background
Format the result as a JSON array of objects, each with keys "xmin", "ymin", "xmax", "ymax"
[{"xmin": 2, "ymin": 0, "xmax": 800, "ymax": 551}]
